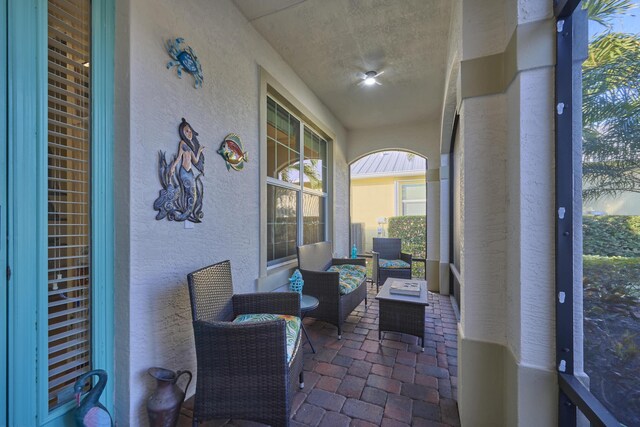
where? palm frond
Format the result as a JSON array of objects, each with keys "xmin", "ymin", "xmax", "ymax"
[
  {"xmin": 582, "ymin": 0, "xmax": 636, "ymax": 30},
  {"xmin": 584, "ymin": 33, "xmax": 640, "ymax": 69},
  {"xmin": 582, "ymin": 21, "xmax": 640, "ymax": 201}
]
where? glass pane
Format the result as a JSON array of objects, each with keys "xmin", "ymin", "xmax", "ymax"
[
  {"xmin": 47, "ymin": 0, "xmax": 92, "ymax": 410},
  {"xmin": 582, "ymin": 10, "xmax": 640, "ymax": 425},
  {"xmin": 403, "ymin": 201, "xmax": 426, "ymax": 216},
  {"xmin": 303, "ymin": 193, "xmax": 325, "ymax": 245},
  {"xmin": 287, "ymin": 150, "xmax": 301, "ymax": 186},
  {"xmin": 402, "ymin": 183, "xmax": 426, "ymax": 201},
  {"xmin": 267, "ymin": 97, "xmax": 276, "ymax": 140},
  {"xmin": 267, "ymin": 138, "xmax": 276, "ymax": 178},
  {"xmin": 321, "ymin": 139, "xmax": 327, "ymax": 190},
  {"xmin": 303, "ymin": 127, "xmax": 325, "ymax": 191},
  {"xmin": 276, "ymin": 104, "xmax": 289, "ymax": 146},
  {"xmin": 452, "ymin": 132, "xmax": 462, "ymax": 272},
  {"xmin": 269, "ymin": 99, "xmax": 300, "ymax": 183},
  {"xmin": 304, "ymin": 128, "xmax": 314, "ymax": 159},
  {"xmin": 267, "ymin": 185, "xmax": 298, "ymax": 263},
  {"xmin": 289, "ymin": 115, "xmax": 300, "ymax": 153},
  {"xmin": 273, "ymin": 103, "xmax": 299, "ymax": 152}
]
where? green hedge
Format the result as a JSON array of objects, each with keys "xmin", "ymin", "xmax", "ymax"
[
  {"xmin": 583, "ymin": 216, "xmax": 640, "ymax": 257},
  {"xmin": 388, "ymin": 215, "xmax": 426, "ymax": 278}
]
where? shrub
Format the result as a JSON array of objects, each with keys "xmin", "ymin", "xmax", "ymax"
[
  {"xmin": 388, "ymin": 215, "xmax": 426, "ymax": 278},
  {"xmin": 583, "ymin": 216, "xmax": 640, "ymax": 257}
]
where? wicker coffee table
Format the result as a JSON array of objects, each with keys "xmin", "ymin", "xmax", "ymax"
[{"xmin": 375, "ymin": 278, "xmax": 429, "ymax": 351}]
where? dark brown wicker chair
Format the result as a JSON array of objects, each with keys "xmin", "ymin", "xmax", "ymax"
[
  {"xmin": 297, "ymin": 242, "xmax": 367, "ymax": 339},
  {"xmin": 187, "ymin": 260, "xmax": 304, "ymax": 427},
  {"xmin": 372, "ymin": 237, "xmax": 412, "ymax": 291}
]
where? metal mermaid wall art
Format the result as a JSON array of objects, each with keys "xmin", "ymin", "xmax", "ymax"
[{"xmin": 154, "ymin": 118, "xmax": 205, "ymax": 223}]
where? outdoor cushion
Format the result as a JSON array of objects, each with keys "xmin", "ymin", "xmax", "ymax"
[
  {"xmin": 232, "ymin": 314, "xmax": 301, "ymax": 362},
  {"xmin": 379, "ymin": 258, "xmax": 410, "ymax": 269},
  {"xmin": 327, "ymin": 264, "xmax": 367, "ymax": 295}
]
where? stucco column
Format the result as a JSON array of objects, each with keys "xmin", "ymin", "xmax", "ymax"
[
  {"xmin": 426, "ymin": 168, "xmax": 441, "ymax": 292},
  {"xmin": 439, "ymin": 154, "xmax": 450, "ymax": 295},
  {"xmin": 454, "ymin": 0, "xmax": 559, "ymax": 425}
]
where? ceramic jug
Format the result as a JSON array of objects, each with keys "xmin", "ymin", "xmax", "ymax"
[{"xmin": 147, "ymin": 367, "xmax": 192, "ymax": 427}]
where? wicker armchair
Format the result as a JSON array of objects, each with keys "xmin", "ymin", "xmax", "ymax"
[
  {"xmin": 187, "ymin": 260, "xmax": 304, "ymax": 427},
  {"xmin": 297, "ymin": 242, "xmax": 367, "ymax": 339},
  {"xmin": 372, "ymin": 237, "xmax": 412, "ymax": 291}
]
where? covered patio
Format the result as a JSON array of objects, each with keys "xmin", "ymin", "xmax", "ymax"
[
  {"xmin": 180, "ymin": 285, "xmax": 460, "ymax": 426},
  {"xmin": 3, "ymin": 0, "xmax": 606, "ymax": 425}
]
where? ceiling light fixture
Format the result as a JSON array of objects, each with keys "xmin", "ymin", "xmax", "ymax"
[{"xmin": 363, "ymin": 71, "xmax": 378, "ymax": 86}]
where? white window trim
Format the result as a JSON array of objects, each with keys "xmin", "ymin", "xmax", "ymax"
[
  {"xmin": 258, "ymin": 67, "xmax": 336, "ymax": 291},
  {"xmin": 395, "ymin": 180, "xmax": 427, "ymax": 216}
]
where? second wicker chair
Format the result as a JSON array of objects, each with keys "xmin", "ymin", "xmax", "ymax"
[
  {"xmin": 187, "ymin": 260, "xmax": 304, "ymax": 427},
  {"xmin": 372, "ymin": 237, "xmax": 412, "ymax": 291}
]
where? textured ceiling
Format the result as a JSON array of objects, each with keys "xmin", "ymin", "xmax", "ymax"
[{"xmin": 233, "ymin": 0, "xmax": 452, "ymax": 130}]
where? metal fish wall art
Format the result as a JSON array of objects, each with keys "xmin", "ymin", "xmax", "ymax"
[{"xmin": 217, "ymin": 133, "xmax": 248, "ymax": 171}]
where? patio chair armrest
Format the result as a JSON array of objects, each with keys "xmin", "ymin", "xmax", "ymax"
[
  {"xmin": 372, "ymin": 251, "xmax": 379, "ymax": 283},
  {"xmin": 233, "ymin": 292, "xmax": 301, "ymax": 317},
  {"xmin": 299, "ymin": 269, "xmax": 341, "ymax": 300},
  {"xmin": 193, "ymin": 319, "xmax": 289, "ymax": 372},
  {"xmin": 400, "ymin": 252, "xmax": 413, "ymax": 265},
  {"xmin": 331, "ymin": 258, "xmax": 366, "ymax": 267}
]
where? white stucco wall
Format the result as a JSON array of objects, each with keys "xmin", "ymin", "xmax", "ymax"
[
  {"xmin": 114, "ymin": 0, "xmax": 348, "ymax": 423},
  {"xmin": 347, "ymin": 121, "xmax": 441, "ymax": 290},
  {"xmin": 461, "ymin": 0, "xmax": 508, "ymax": 61},
  {"xmin": 347, "ymin": 121, "xmax": 440, "ymax": 165}
]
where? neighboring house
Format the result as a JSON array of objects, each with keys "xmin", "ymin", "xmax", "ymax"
[{"xmin": 350, "ymin": 151, "xmax": 427, "ymax": 253}]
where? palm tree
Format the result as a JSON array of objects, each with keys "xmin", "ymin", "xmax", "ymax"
[
  {"xmin": 278, "ymin": 159, "xmax": 322, "ymax": 190},
  {"xmin": 582, "ymin": 0, "xmax": 640, "ymax": 200}
]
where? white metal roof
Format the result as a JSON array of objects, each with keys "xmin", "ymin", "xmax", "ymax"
[{"xmin": 350, "ymin": 151, "xmax": 427, "ymax": 178}]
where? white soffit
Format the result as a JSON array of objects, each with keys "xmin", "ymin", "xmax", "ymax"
[
  {"xmin": 232, "ymin": 0, "xmax": 308, "ymax": 21},
  {"xmin": 232, "ymin": 0, "xmax": 452, "ymax": 131}
]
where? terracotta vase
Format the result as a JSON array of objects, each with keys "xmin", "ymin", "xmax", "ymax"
[{"xmin": 147, "ymin": 367, "xmax": 192, "ymax": 427}]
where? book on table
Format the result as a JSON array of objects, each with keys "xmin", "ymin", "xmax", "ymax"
[{"xmin": 389, "ymin": 280, "xmax": 421, "ymax": 296}]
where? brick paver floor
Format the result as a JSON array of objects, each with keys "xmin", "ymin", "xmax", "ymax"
[{"xmin": 180, "ymin": 284, "xmax": 460, "ymax": 426}]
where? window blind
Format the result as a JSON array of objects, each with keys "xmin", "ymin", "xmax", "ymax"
[{"xmin": 47, "ymin": 0, "xmax": 92, "ymax": 410}]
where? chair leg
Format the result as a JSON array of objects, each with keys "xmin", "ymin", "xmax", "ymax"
[{"xmin": 299, "ymin": 371, "xmax": 305, "ymax": 389}]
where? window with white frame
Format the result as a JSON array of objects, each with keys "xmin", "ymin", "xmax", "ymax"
[
  {"xmin": 266, "ymin": 96, "xmax": 328, "ymax": 265},
  {"xmin": 398, "ymin": 182, "xmax": 426, "ymax": 216}
]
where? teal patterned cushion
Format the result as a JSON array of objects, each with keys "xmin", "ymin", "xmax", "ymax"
[
  {"xmin": 379, "ymin": 258, "xmax": 410, "ymax": 269},
  {"xmin": 232, "ymin": 314, "xmax": 301, "ymax": 362},
  {"xmin": 327, "ymin": 264, "xmax": 367, "ymax": 295}
]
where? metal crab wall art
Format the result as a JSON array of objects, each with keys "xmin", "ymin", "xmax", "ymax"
[{"xmin": 166, "ymin": 37, "xmax": 203, "ymax": 88}]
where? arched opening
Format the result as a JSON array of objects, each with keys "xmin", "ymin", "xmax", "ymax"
[{"xmin": 349, "ymin": 150, "xmax": 428, "ymax": 280}]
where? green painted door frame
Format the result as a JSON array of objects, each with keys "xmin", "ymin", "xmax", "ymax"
[
  {"xmin": 6, "ymin": 0, "xmax": 114, "ymax": 425},
  {"xmin": 0, "ymin": 0, "xmax": 6, "ymax": 423}
]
